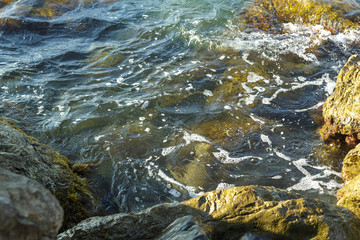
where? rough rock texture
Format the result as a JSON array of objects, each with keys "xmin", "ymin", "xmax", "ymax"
[
  {"xmin": 59, "ymin": 186, "xmax": 360, "ymax": 240},
  {"xmin": 341, "ymin": 143, "xmax": 360, "ymax": 183},
  {"xmin": 57, "ymin": 203, "xmax": 210, "ymax": 240},
  {"xmin": 321, "ymin": 55, "xmax": 360, "ymax": 144},
  {"xmin": 0, "ymin": 117, "xmax": 97, "ymax": 230},
  {"xmin": 337, "ymin": 174, "xmax": 360, "ymax": 219},
  {"xmin": 243, "ymin": 0, "xmax": 360, "ymax": 33},
  {"xmin": 155, "ymin": 215, "xmax": 212, "ymax": 240},
  {"xmin": 0, "ymin": 167, "xmax": 63, "ymax": 240}
]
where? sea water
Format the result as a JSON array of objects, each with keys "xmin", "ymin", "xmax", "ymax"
[{"xmin": 1, "ymin": 0, "xmax": 360, "ymax": 213}]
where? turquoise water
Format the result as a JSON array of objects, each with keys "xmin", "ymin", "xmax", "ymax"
[{"xmin": 1, "ymin": 0, "xmax": 360, "ymax": 213}]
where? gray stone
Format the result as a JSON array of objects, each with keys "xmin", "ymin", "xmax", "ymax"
[
  {"xmin": 0, "ymin": 167, "xmax": 63, "ymax": 240},
  {"xmin": 240, "ymin": 233, "xmax": 273, "ymax": 240},
  {"xmin": 155, "ymin": 215, "xmax": 212, "ymax": 240},
  {"xmin": 0, "ymin": 117, "xmax": 97, "ymax": 230}
]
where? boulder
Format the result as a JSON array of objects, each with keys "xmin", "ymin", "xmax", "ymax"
[
  {"xmin": 341, "ymin": 143, "xmax": 360, "ymax": 183},
  {"xmin": 57, "ymin": 203, "xmax": 210, "ymax": 240},
  {"xmin": 155, "ymin": 215, "xmax": 212, "ymax": 240},
  {"xmin": 58, "ymin": 186, "xmax": 360, "ymax": 240},
  {"xmin": 0, "ymin": 117, "xmax": 97, "ymax": 230},
  {"xmin": 337, "ymin": 174, "xmax": 360, "ymax": 219},
  {"xmin": 0, "ymin": 167, "xmax": 63, "ymax": 240},
  {"xmin": 320, "ymin": 55, "xmax": 360, "ymax": 145}
]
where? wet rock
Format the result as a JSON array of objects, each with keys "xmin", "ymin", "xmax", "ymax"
[
  {"xmin": 341, "ymin": 143, "xmax": 360, "ymax": 184},
  {"xmin": 183, "ymin": 186, "xmax": 360, "ymax": 240},
  {"xmin": 0, "ymin": 117, "xmax": 97, "ymax": 230},
  {"xmin": 0, "ymin": 167, "xmax": 63, "ymax": 240},
  {"xmin": 240, "ymin": 232, "xmax": 273, "ymax": 240},
  {"xmin": 59, "ymin": 186, "xmax": 360, "ymax": 240},
  {"xmin": 57, "ymin": 203, "xmax": 210, "ymax": 240},
  {"xmin": 320, "ymin": 55, "xmax": 360, "ymax": 144},
  {"xmin": 155, "ymin": 215, "xmax": 212, "ymax": 240},
  {"xmin": 337, "ymin": 173, "xmax": 360, "ymax": 218},
  {"xmin": 243, "ymin": 0, "xmax": 359, "ymax": 34}
]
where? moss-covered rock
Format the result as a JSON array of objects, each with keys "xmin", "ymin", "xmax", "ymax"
[
  {"xmin": 0, "ymin": 117, "xmax": 97, "ymax": 231},
  {"xmin": 243, "ymin": 0, "xmax": 360, "ymax": 33},
  {"xmin": 59, "ymin": 185, "xmax": 360, "ymax": 240},
  {"xmin": 341, "ymin": 143, "xmax": 360, "ymax": 184},
  {"xmin": 320, "ymin": 55, "xmax": 360, "ymax": 145},
  {"xmin": 183, "ymin": 186, "xmax": 360, "ymax": 240}
]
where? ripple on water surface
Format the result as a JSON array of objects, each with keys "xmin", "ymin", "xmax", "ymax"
[{"xmin": 1, "ymin": 0, "xmax": 360, "ymax": 212}]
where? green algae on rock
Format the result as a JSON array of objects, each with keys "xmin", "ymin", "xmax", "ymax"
[
  {"xmin": 320, "ymin": 55, "xmax": 360, "ymax": 145},
  {"xmin": 0, "ymin": 117, "xmax": 98, "ymax": 231},
  {"xmin": 243, "ymin": 0, "xmax": 360, "ymax": 33},
  {"xmin": 59, "ymin": 185, "xmax": 360, "ymax": 240}
]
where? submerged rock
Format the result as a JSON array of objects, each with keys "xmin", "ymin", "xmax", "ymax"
[
  {"xmin": 243, "ymin": 0, "xmax": 359, "ymax": 33},
  {"xmin": 0, "ymin": 167, "xmax": 63, "ymax": 240},
  {"xmin": 320, "ymin": 55, "xmax": 360, "ymax": 144},
  {"xmin": 0, "ymin": 117, "xmax": 97, "ymax": 230},
  {"xmin": 58, "ymin": 185, "xmax": 360, "ymax": 240}
]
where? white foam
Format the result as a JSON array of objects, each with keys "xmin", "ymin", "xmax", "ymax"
[
  {"xmin": 161, "ymin": 146, "xmax": 176, "ymax": 156},
  {"xmin": 158, "ymin": 170, "xmax": 202, "ymax": 198},
  {"xmin": 274, "ymin": 149, "xmax": 291, "ymax": 161},
  {"xmin": 260, "ymin": 134, "xmax": 272, "ymax": 146},
  {"xmin": 213, "ymin": 148, "xmax": 262, "ymax": 164},
  {"xmin": 183, "ymin": 132, "xmax": 210, "ymax": 145},
  {"xmin": 250, "ymin": 114, "xmax": 265, "ymax": 124},
  {"xmin": 203, "ymin": 89, "xmax": 214, "ymax": 97},
  {"xmin": 247, "ymin": 72, "xmax": 264, "ymax": 83},
  {"xmin": 242, "ymin": 53, "xmax": 254, "ymax": 65},
  {"xmin": 287, "ymin": 158, "xmax": 343, "ymax": 194},
  {"xmin": 169, "ymin": 188, "xmax": 181, "ymax": 197},
  {"xmin": 94, "ymin": 135, "xmax": 105, "ymax": 141},
  {"xmin": 295, "ymin": 101, "xmax": 324, "ymax": 113},
  {"xmin": 216, "ymin": 182, "xmax": 235, "ymax": 190}
]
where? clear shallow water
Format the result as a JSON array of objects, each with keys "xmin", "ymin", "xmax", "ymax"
[{"xmin": 1, "ymin": 0, "xmax": 360, "ymax": 212}]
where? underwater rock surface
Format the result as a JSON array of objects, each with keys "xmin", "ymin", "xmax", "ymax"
[
  {"xmin": 58, "ymin": 185, "xmax": 360, "ymax": 240},
  {"xmin": 0, "ymin": 117, "xmax": 98, "ymax": 230}
]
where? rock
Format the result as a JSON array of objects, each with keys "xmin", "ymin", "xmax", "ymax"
[
  {"xmin": 155, "ymin": 215, "xmax": 212, "ymax": 240},
  {"xmin": 0, "ymin": 167, "xmax": 63, "ymax": 240},
  {"xmin": 57, "ymin": 203, "xmax": 210, "ymax": 240},
  {"xmin": 0, "ymin": 117, "xmax": 97, "ymax": 230},
  {"xmin": 337, "ymin": 174, "xmax": 360, "ymax": 219},
  {"xmin": 243, "ymin": 0, "xmax": 359, "ymax": 33},
  {"xmin": 320, "ymin": 55, "xmax": 360, "ymax": 144},
  {"xmin": 59, "ymin": 186, "xmax": 360, "ymax": 240},
  {"xmin": 341, "ymin": 143, "xmax": 360, "ymax": 183},
  {"xmin": 183, "ymin": 186, "xmax": 360, "ymax": 240},
  {"xmin": 240, "ymin": 232, "xmax": 274, "ymax": 240}
]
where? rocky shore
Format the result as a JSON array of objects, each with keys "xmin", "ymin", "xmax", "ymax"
[
  {"xmin": 1, "ymin": 54, "xmax": 360, "ymax": 239},
  {"xmin": 3, "ymin": 0, "xmax": 360, "ymax": 239}
]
